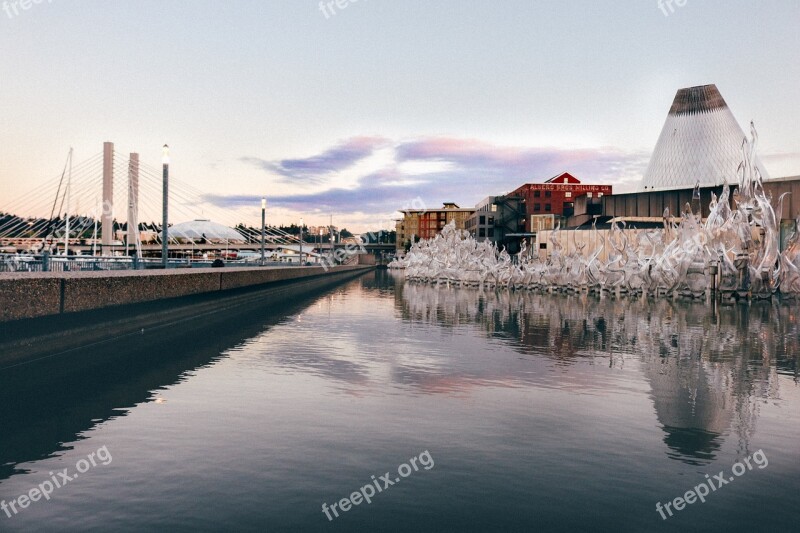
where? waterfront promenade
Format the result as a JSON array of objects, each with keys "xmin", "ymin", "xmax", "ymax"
[
  {"xmin": 0, "ymin": 264, "xmax": 372, "ymax": 324},
  {"xmin": 0, "ymin": 265, "xmax": 373, "ymax": 367}
]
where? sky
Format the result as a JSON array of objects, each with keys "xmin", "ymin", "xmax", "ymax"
[{"xmin": 1, "ymin": 0, "xmax": 798, "ymax": 232}]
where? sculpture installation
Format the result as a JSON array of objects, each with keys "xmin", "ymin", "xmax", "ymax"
[{"xmin": 389, "ymin": 125, "xmax": 799, "ymax": 300}]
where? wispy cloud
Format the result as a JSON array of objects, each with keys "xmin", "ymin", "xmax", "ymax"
[
  {"xmin": 240, "ymin": 136, "xmax": 387, "ymax": 184},
  {"xmin": 395, "ymin": 137, "xmax": 648, "ymax": 181},
  {"xmin": 211, "ymin": 136, "xmax": 649, "ymax": 228}
]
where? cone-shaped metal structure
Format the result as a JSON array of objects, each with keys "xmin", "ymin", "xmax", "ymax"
[{"xmin": 641, "ymin": 84, "xmax": 769, "ymax": 191}]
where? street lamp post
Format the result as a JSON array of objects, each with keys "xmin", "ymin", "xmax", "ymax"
[
  {"xmin": 299, "ymin": 217, "xmax": 304, "ymax": 266},
  {"xmin": 329, "ymin": 225, "xmax": 334, "ymax": 265},
  {"xmin": 161, "ymin": 144, "xmax": 169, "ymax": 268},
  {"xmin": 261, "ymin": 198, "xmax": 266, "ymax": 266}
]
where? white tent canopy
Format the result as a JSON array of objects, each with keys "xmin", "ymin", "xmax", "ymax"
[{"xmin": 170, "ymin": 219, "xmax": 246, "ymax": 242}]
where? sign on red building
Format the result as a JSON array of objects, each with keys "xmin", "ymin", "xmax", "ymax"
[{"xmin": 510, "ymin": 172, "xmax": 613, "ymax": 232}]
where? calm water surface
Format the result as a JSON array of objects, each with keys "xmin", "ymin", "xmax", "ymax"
[{"xmin": 1, "ymin": 272, "xmax": 798, "ymax": 532}]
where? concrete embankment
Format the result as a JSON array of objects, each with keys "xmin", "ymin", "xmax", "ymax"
[
  {"xmin": 0, "ymin": 265, "xmax": 374, "ymax": 367},
  {"xmin": 0, "ymin": 265, "xmax": 372, "ymax": 323}
]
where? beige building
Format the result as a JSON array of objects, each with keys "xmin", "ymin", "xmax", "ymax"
[{"xmin": 396, "ymin": 203, "xmax": 475, "ymax": 251}]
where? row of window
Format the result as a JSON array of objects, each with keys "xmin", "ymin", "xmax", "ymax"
[
  {"xmin": 533, "ymin": 204, "xmax": 552, "ymax": 212},
  {"xmin": 532, "ymin": 191, "xmax": 604, "ymax": 199},
  {"xmin": 465, "ymin": 215, "xmax": 495, "ymax": 229},
  {"xmin": 477, "ymin": 228, "xmax": 495, "ymax": 238}
]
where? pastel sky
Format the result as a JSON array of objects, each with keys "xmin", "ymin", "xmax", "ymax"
[{"xmin": 1, "ymin": 0, "xmax": 798, "ymax": 232}]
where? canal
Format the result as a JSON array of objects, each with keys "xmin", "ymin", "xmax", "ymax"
[{"xmin": 1, "ymin": 271, "xmax": 798, "ymax": 532}]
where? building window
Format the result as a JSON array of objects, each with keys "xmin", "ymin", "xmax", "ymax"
[
  {"xmin": 488, "ymin": 216, "xmax": 494, "ymax": 225},
  {"xmin": 488, "ymin": 228, "xmax": 494, "ymax": 238},
  {"xmin": 587, "ymin": 192, "xmax": 593, "ymax": 198},
  {"xmin": 598, "ymin": 192, "xmax": 604, "ymax": 198},
  {"xmin": 545, "ymin": 204, "xmax": 551, "ymax": 211},
  {"xmin": 545, "ymin": 191, "xmax": 552, "ymax": 198},
  {"xmin": 540, "ymin": 243, "xmax": 547, "ymax": 249},
  {"xmin": 534, "ymin": 203, "xmax": 541, "ymax": 211},
  {"xmin": 534, "ymin": 190, "xmax": 541, "ymax": 198},
  {"xmin": 479, "ymin": 228, "xmax": 485, "ymax": 237},
  {"xmin": 479, "ymin": 215, "xmax": 485, "ymax": 225},
  {"xmin": 565, "ymin": 192, "xmax": 572, "ymax": 198}
]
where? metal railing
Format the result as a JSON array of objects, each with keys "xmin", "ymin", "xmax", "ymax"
[
  {"xmin": 0, "ymin": 254, "xmax": 137, "ymax": 273},
  {"xmin": 0, "ymin": 254, "xmax": 342, "ymax": 273}
]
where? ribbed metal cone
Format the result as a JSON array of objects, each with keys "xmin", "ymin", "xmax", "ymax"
[{"xmin": 641, "ymin": 84, "xmax": 769, "ymax": 191}]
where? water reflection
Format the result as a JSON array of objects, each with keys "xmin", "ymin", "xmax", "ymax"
[
  {"xmin": 0, "ymin": 273, "xmax": 365, "ymax": 481},
  {"xmin": 394, "ymin": 277, "xmax": 798, "ymax": 464}
]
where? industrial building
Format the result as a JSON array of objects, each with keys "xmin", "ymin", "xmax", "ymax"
[
  {"xmin": 538, "ymin": 84, "xmax": 800, "ymax": 255},
  {"xmin": 463, "ymin": 173, "xmax": 613, "ymax": 253},
  {"xmin": 511, "ymin": 172, "xmax": 613, "ymax": 232}
]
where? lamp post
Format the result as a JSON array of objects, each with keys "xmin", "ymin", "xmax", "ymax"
[
  {"xmin": 329, "ymin": 224, "xmax": 334, "ymax": 265},
  {"xmin": 299, "ymin": 217, "xmax": 304, "ymax": 266},
  {"xmin": 261, "ymin": 198, "xmax": 266, "ymax": 266},
  {"xmin": 161, "ymin": 144, "xmax": 169, "ymax": 268}
]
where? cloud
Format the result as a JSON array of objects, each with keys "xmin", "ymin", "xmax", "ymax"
[
  {"xmin": 203, "ymin": 169, "xmax": 410, "ymax": 213},
  {"xmin": 210, "ymin": 136, "xmax": 650, "ymax": 228},
  {"xmin": 240, "ymin": 136, "xmax": 386, "ymax": 184},
  {"xmin": 395, "ymin": 137, "xmax": 648, "ymax": 181}
]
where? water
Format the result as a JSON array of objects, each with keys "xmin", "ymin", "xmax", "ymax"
[{"xmin": 1, "ymin": 271, "xmax": 798, "ymax": 532}]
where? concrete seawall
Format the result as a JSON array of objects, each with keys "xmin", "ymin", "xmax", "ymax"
[{"xmin": 0, "ymin": 265, "xmax": 372, "ymax": 323}]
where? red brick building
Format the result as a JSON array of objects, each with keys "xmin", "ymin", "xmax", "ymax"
[{"xmin": 510, "ymin": 172, "xmax": 613, "ymax": 232}]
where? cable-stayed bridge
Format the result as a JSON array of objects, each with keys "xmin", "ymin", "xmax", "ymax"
[{"xmin": 0, "ymin": 142, "xmax": 320, "ymax": 261}]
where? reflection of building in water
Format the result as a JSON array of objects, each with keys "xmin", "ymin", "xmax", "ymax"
[
  {"xmin": 638, "ymin": 301, "xmax": 790, "ymax": 464},
  {"xmin": 643, "ymin": 353, "xmax": 734, "ymax": 465},
  {"xmin": 395, "ymin": 279, "xmax": 796, "ymax": 464}
]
